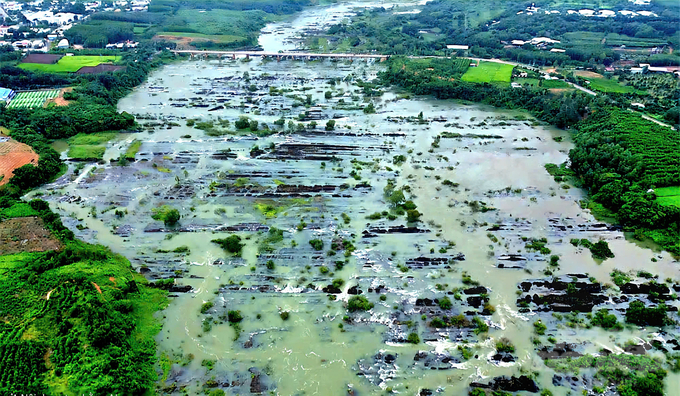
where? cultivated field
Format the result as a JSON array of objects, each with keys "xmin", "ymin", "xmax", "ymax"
[
  {"xmin": 0, "ymin": 217, "xmax": 61, "ymax": 255},
  {"xmin": 0, "ymin": 138, "xmax": 39, "ymax": 186},
  {"xmin": 461, "ymin": 62, "xmax": 513, "ymax": 84},
  {"xmin": 655, "ymin": 186, "xmax": 680, "ymax": 208},
  {"xmin": 155, "ymin": 32, "xmax": 243, "ymax": 44},
  {"xmin": 574, "ymin": 71, "xmax": 642, "ymax": 94},
  {"xmin": 18, "ymin": 55, "xmax": 122, "ymax": 73},
  {"xmin": 6, "ymin": 90, "xmax": 60, "ymax": 109},
  {"xmin": 67, "ymin": 132, "xmax": 120, "ymax": 160}
]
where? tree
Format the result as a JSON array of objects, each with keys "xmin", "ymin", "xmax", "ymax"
[
  {"xmin": 625, "ymin": 300, "xmax": 669, "ymax": 327},
  {"xmin": 235, "ymin": 116, "xmax": 249, "ymax": 129},
  {"xmin": 325, "ymin": 91, "xmax": 332, "ymax": 99},
  {"xmin": 363, "ymin": 102, "xmax": 376, "ymax": 114},
  {"xmin": 325, "ymin": 120, "xmax": 336, "ymax": 130},
  {"xmin": 249, "ymin": 120, "xmax": 259, "ymax": 131},
  {"xmin": 212, "ymin": 235, "xmax": 244, "ymax": 255},
  {"xmin": 386, "ymin": 190, "xmax": 405, "ymax": 208}
]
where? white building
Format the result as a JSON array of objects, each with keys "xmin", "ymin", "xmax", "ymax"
[
  {"xmin": 57, "ymin": 38, "xmax": 68, "ymax": 48},
  {"xmin": 22, "ymin": 11, "xmax": 82, "ymax": 26}
]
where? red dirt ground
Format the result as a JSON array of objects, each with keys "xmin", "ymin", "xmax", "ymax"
[{"xmin": 0, "ymin": 137, "xmax": 39, "ymax": 186}]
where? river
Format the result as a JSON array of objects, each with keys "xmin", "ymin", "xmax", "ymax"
[{"xmin": 32, "ymin": 2, "xmax": 679, "ymax": 395}]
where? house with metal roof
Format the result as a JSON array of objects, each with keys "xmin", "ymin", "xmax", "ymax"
[{"xmin": 0, "ymin": 88, "xmax": 16, "ymax": 103}]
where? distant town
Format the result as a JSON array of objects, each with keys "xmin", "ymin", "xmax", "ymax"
[{"xmin": 0, "ymin": 0, "xmax": 144, "ymax": 51}]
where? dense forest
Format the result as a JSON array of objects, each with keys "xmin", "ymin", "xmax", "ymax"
[
  {"xmin": 569, "ymin": 109, "xmax": 680, "ymax": 254},
  {"xmin": 0, "ymin": 198, "xmax": 167, "ymax": 394},
  {"xmin": 380, "ymin": 57, "xmax": 679, "ymax": 255}
]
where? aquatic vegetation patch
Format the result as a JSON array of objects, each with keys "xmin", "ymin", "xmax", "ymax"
[
  {"xmin": 544, "ymin": 354, "xmax": 666, "ymax": 396},
  {"xmin": 212, "ymin": 235, "xmax": 244, "ymax": 255},
  {"xmin": 151, "ymin": 205, "xmax": 180, "ymax": 226}
]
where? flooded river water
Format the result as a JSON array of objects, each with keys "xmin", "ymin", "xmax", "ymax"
[{"xmin": 32, "ymin": 2, "xmax": 679, "ymax": 395}]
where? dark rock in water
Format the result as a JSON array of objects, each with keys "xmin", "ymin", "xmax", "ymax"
[
  {"xmin": 624, "ymin": 342, "xmax": 651, "ymax": 355},
  {"xmin": 419, "ymin": 389, "xmax": 433, "ymax": 396},
  {"xmin": 364, "ymin": 225, "xmax": 431, "ymax": 236},
  {"xmin": 467, "ymin": 296, "xmax": 486, "ymax": 308},
  {"xmin": 355, "ymin": 352, "xmax": 399, "ymax": 385},
  {"xmin": 322, "ymin": 284, "xmax": 342, "ymax": 294},
  {"xmin": 517, "ymin": 277, "xmax": 607, "ymax": 312},
  {"xmin": 620, "ymin": 282, "xmax": 670, "ymax": 296},
  {"xmin": 498, "ymin": 254, "xmax": 527, "ymax": 261},
  {"xmin": 552, "ymin": 374, "xmax": 585, "ymax": 389},
  {"xmin": 347, "ymin": 285, "xmax": 363, "ymax": 295},
  {"xmin": 113, "ymin": 224, "xmax": 133, "ymax": 237},
  {"xmin": 415, "ymin": 298, "xmax": 435, "ymax": 307},
  {"xmin": 276, "ymin": 184, "xmax": 336, "ymax": 193},
  {"xmin": 413, "ymin": 351, "xmax": 459, "ymax": 370},
  {"xmin": 464, "ymin": 286, "xmax": 487, "ymax": 295},
  {"xmin": 491, "ymin": 352, "xmax": 515, "ymax": 363},
  {"xmin": 212, "ymin": 150, "xmax": 237, "ymax": 160},
  {"xmin": 169, "ymin": 285, "xmax": 193, "ymax": 293},
  {"xmin": 472, "ymin": 375, "xmax": 539, "ymax": 393},
  {"xmin": 537, "ymin": 343, "xmax": 582, "ymax": 360},
  {"xmin": 248, "ymin": 367, "xmax": 268, "ymax": 394}
]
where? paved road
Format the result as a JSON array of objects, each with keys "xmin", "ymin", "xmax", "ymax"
[
  {"xmin": 633, "ymin": 110, "xmax": 677, "ymax": 130},
  {"xmin": 567, "ymin": 82, "xmax": 598, "ymax": 96}
]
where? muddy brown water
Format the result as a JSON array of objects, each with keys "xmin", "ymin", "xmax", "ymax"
[{"xmin": 30, "ymin": 2, "xmax": 680, "ymax": 395}]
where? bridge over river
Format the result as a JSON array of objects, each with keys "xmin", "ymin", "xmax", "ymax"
[{"xmin": 171, "ymin": 50, "xmax": 389, "ymax": 61}]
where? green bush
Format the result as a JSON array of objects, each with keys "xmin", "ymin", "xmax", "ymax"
[
  {"xmin": 533, "ymin": 320, "xmax": 547, "ymax": 335},
  {"xmin": 200, "ymin": 301, "xmax": 214, "ymax": 314},
  {"xmin": 438, "ymin": 296, "xmax": 452, "ymax": 310},
  {"xmin": 227, "ymin": 310, "xmax": 243, "ymax": 323},
  {"xmin": 406, "ymin": 332, "xmax": 420, "ymax": 344},
  {"xmin": 626, "ymin": 300, "xmax": 669, "ymax": 327},
  {"xmin": 591, "ymin": 308, "xmax": 621, "ymax": 330},
  {"xmin": 347, "ymin": 295, "xmax": 373, "ymax": 312},
  {"xmin": 212, "ymin": 235, "xmax": 244, "ymax": 254},
  {"xmin": 151, "ymin": 205, "xmax": 180, "ymax": 226},
  {"xmin": 309, "ymin": 239, "xmax": 324, "ymax": 250}
]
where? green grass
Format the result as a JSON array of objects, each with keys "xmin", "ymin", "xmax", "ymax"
[
  {"xmin": 156, "ymin": 31, "xmax": 244, "ymax": 43},
  {"xmin": 1, "ymin": 203, "xmax": 39, "ymax": 219},
  {"xmin": 461, "ymin": 62, "xmax": 513, "ymax": 84},
  {"xmin": 586, "ymin": 77, "xmax": 640, "ymax": 94},
  {"xmin": 67, "ymin": 132, "xmax": 120, "ymax": 146},
  {"xmin": 655, "ymin": 186, "xmax": 680, "ymax": 207},
  {"xmin": 124, "ymin": 140, "xmax": 142, "ymax": 160},
  {"xmin": 514, "ymin": 78, "xmax": 541, "ymax": 86},
  {"xmin": 67, "ymin": 145, "xmax": 106, "ymax": 160},
  {"xmin": 18, "ymin": 56, "xmax": 122, "ymax": 73},
  {"xmin": 542, "ymin": 80, "xmax": 570, "ymax": 88},
  {"xmin": 655, "ymin": 186, "xmax": 680, "ymax": 197},
  {"xmin": 0, "ymin": 241, "xmax": 168, "ymax": 394}
]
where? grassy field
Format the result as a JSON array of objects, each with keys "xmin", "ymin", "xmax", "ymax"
[
  {"xmin": 586, "ymin": 77, "xmax": 636, "ymax": 93},
  {"xmin": 542, "ymin": 80, "xmax": 570, "ymax": 88},
  {"xmin": 155, "ymin": 31, "xmax": 244, "ymax": 43},
  {"xmin": 19, "ymin": 56, "xmax": 122, "ymax": 73},
  {"xmin": 576, "ymin": 73, "xmax": 644, "ymax": 94},
  {"xmin": 655, "ymin": 186, "xmax": 680, "ymax": 208},
  {"xmin": 67, "ymin": 145, "xmax": 106, "ymax": 160},
  {"xmin": 68, "ymin": 132, "xmax": 120, "ymax": 146},
  {"xmin": 6, "ymin": 90, "xmax": 60, "ymax": 109},
  {"xmin": 462, "ymin": 62, "xmax": 513, "ymax": 84},
  {"xmin": 66, "ymin": 132, "xmax": 121, "ymax": 161}
]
